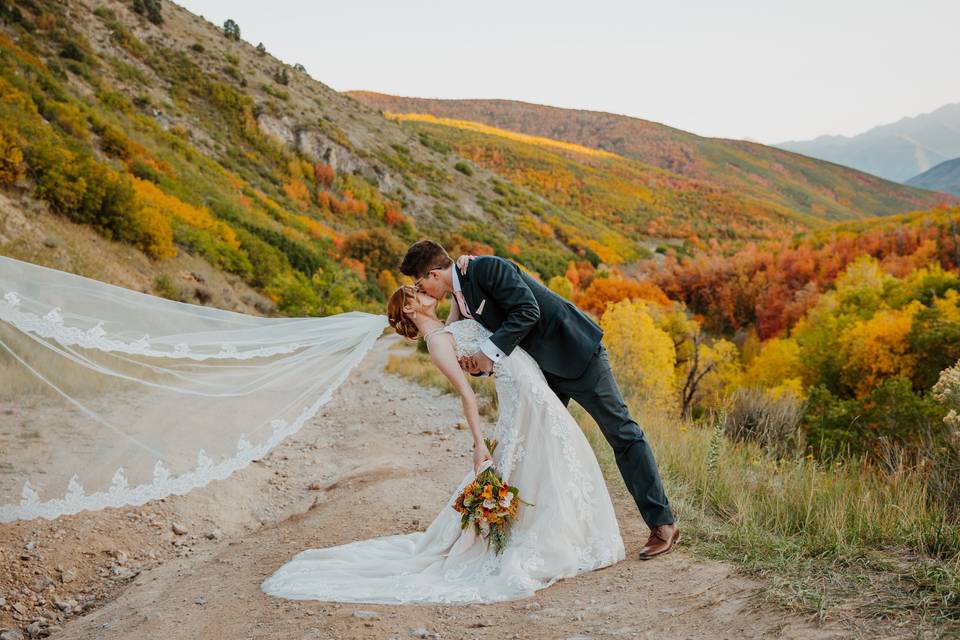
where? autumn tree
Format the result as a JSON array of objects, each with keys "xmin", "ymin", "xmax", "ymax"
[
  {"xmin": 575, "ymin": 277, "xmax": 671, "ymax": 318},
  {"xmin": 599, "ymin": 299, "xmax": 677, "ymax": 414},
  {"xmin": 342, "ymin": 228, "xmax": 405, "ymax": 277}
]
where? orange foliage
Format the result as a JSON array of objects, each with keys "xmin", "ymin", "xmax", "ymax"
[
  {"xmin": 575, "ymin": 277, "xmax": 672, "ymax": 317},
  {"xmin": 283, "ymin": 178, "xmax": 311, "ymax": 209},
  {"xmin": 296, "ymin": 214, "xmax": 342, "ymax": 244},
  {"xmin": 316, "ymin": 190, "xmax": 368, "ymax": 216},
  {"xmin": 314, "ymin": 162, "xmax": 335, "ymax": 187},
  {"xmin": 341, "ymin": 257, "xmax": 367, "ymax": 281},
  {"xmin": 642, "ymin": 209, "xmax": 960, "ymax": 338},
  {"xmin": 384, "ymin": 200, "xmax": 406, "ymax": 226}
]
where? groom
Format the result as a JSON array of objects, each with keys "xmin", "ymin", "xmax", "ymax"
[{"xmin": 400, "ymin": 240, "xmax": 680, "ymax": 560}]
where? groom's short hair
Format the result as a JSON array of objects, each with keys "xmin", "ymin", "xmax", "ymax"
[{"xmin": 400, "ymin": 240, "xmax": 453, "ymax": 278}]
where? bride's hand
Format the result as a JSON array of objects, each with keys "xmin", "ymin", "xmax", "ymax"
[
  {"xmin": 456, "ymin": 254, "xmax": 475, "ymax": 275},
  {"xmin": 472, "ymin": 443, "xmax": 493, "ymax": 475}
]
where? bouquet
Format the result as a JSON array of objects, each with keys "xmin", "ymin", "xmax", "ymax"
[{"xmin": 452, "ymin": 438, "xmax": 533, "ymax": 554}]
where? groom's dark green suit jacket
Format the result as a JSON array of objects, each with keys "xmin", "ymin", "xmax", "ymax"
[{"xmin": 457, "ymin": 256, "xmax": 603, "ymax": 379}]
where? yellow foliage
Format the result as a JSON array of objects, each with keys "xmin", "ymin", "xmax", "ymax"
[
  {"xmin": 132, "ymin": 204, "xmax": 176, "ymax": 259},
  {"xmin": 742, "ymin": 336, "xmax": 805, "ymax": 400},
  {"xmin": 838, "ymin": 300, "xmax": 923, "ymax": 398},
  {"xmin": 584, "ymin": 238, "xmax": 623, "ymax": 265},
  {"xmin": 132, "ymin": 177, "xmax": 240, "ymax": 250},
  {"xmin": 692, "ymin": 338, "xmax": 744, "ymax": 408},
  {"xmin": 296, "ymin": 215, "xmax": 341, "ymax": 243},
  {"xmin": 377, "ymin": 269, "xmax": 399, "ymax": 297},
  {"xmin": 0, "ymin": 122, "xmax": 24, "ymax": 185},
  {"xmin": 547, "ymin": 275, "xmax": 574, "ymax": 299},
  {"xmin": 386, "ymin": 113, "xmax": 619, "ymax": 160},
  {"xmin": 933, "ymin": 288, "xmax": 960, "ymax": 323},
  {"xmin": 600, "ymin": 299, "xmax": 677, "ymax": 413}
]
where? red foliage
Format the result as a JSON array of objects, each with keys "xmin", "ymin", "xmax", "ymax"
[{"xmin": 640, "ymin": 211, "xmax": 960, "ymax": 338}]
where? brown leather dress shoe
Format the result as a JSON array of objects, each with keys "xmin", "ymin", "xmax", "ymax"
[{"xmin": 638, "ymin": 523, "xmax": 680, "ymax": 560}]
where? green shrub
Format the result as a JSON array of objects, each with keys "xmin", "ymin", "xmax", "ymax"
[
  {"xmin": 153, "ymin": 274, "xmax": 183, "ymax": 301},
  {"xmin": 222, "ymin": 19, "xmax": 240, "ymax": 41},
  {"xmin": 804, "ymin": 378, "xmax": 947, "ymax": 460},
  {"xmin": 454, "ymin": 161, "xmax": 473, "ymax": 176},
  {"xmin": 132, "ymin": 0, "xmax": 162, "ymax": 25},
  {"xmin": 58, "ymin": 41, "xmax": 85, "ymax": 63}
]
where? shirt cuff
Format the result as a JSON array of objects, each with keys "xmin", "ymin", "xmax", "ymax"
[{"xmin": 480, "ymin": 338, "xmax": 505, "ymax": 363}]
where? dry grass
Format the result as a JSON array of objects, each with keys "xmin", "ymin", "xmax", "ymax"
[
  {"xmin": 384, "ymin": 347, "xmax": 498, "ymax": 418},
  {"xmin": 385, "ymin": 346, "xmax": 960, "ymax": 634}
]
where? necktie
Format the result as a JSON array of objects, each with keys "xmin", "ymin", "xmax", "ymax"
[{"xmin": 453, "ymin": 290, "xmax": 473, "ymax": 319}]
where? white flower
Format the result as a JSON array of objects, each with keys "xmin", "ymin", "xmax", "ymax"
[
  {"xmin": 498, "ymin": 493, "xmax": 514, "ymax": 508},
  {"xmin": 482, "ymin": 498, "xmax": 497, "ymax": 510}
]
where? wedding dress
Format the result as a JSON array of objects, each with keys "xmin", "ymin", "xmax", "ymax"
[{"xmin": 260, "ymin": 318, "xmax": 625, "ymax": 604}]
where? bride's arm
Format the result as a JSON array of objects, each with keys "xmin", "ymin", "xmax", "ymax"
[{"xmin": 426, "ymin": 332, "xmax": 491, "ymax": 472}]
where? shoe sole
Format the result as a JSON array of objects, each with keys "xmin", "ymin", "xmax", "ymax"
[{"xmin": 637, "ymin": 530, "xmax": 681, "ymax": 561}]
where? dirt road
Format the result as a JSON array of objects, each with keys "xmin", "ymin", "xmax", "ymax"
[{"xmin": 2, "ymin": 335, "xmax": 850, "ymax": 639}]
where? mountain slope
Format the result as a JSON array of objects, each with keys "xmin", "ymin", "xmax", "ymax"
[
  {"xmin": 347, "ymin": 92, "xmax": 952, "ymax": 221},
  {"xmin": 907, "ymin": 157, "xmax": 960, "ymax": 196},
  {"xmin": 0, "ymin": 0, "xmax": 654, "ymax": 308},
  {"xmin": 777, "ymin": 102, "xmax": 960, "ymax": 182}
]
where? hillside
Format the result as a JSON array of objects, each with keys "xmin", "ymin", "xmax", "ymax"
[
  {"xmin": 907, "ymin": 157, "xmax": 960, "ymax": 196},
  {"xmin": 778, "ymin": 102, "xmax": 960, "ymax": 182},
  {"xmin": 347, "ymin": 92, "xmax": 951, "ymax": 222},
  {"xmin": 0, "ymin": 0, "xmax": 642, "ymax": 310},
  {"xmin": 385, "ymin": 113, "xmax": 822, "ymax": 246}
]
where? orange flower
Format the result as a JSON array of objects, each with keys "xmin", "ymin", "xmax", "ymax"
[{"xmin": 482, "ymin": 485, "xmax": 494, "ymax": 500}]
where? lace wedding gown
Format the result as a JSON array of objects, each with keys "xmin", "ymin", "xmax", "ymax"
[{"xmin": 260, "ymin": 318, "xmax": 625, "ymax": 604}]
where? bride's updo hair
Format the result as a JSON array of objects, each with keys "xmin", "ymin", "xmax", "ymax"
[{"xmin": 387, "ymin": 285, "xmax": 420, "ymax": 340}]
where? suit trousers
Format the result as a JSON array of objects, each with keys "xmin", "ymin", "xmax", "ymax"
[{"xmin": 543, "ymin": 343, "xmax": 674, "ymax": 529}]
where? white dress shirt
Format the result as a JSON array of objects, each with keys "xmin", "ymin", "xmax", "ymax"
[{"xmin": 452, "ymin": 267, "xmax": 505, "ymax": 372}]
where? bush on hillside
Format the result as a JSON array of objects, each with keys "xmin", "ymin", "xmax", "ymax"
[{"xmin": 222, "ymin": 18, "xmax": 240, "ymax": 41}]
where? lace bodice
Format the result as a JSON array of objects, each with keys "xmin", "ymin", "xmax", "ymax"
[{"xmin": 426, "ymin": 319, "xmax": 492, "ymax": 361}]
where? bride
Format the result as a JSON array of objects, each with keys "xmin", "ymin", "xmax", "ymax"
[{"xmin": 259, "ymin": 283, "xmax": 626, "ymax": 604}]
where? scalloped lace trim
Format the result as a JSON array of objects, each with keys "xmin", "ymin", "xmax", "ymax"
[
  {"xmin": 0, "ymin": 291, "xmax": 310, "ymax": 361},
  {"xmin": 0, "ymin": 316, "xmax": 386, "ymax": 523}
]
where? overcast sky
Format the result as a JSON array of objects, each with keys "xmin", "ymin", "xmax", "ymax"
[{"xmin": 178, "ymin": 0, "xmax": 959, "ymax": 144}]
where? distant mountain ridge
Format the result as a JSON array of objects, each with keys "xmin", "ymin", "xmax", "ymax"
[
  {"xmin": 908, "ymin": 157, "xmax": 960, "ymax": 196},
  {"xmin": 347, "ymin": 92, "xmax": 951, "ymax": 222},
  {"xmin": 777, "ymin": 102, "xmax": 960, "ymax": 182}
]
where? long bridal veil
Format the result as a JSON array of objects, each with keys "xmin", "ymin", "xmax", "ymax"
[{"xmin": 0, "ymin": 255, "xmax": 388, "ymax": 523}]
